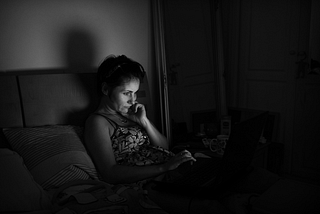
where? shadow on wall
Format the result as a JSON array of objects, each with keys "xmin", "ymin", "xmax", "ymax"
[
  {"xmin": 63, "ymin": 27, "xmax": 101, "ymax": 125},
  {"xmin": 64, "ymin": 27, "xmax": 97, "ymax": 71}
]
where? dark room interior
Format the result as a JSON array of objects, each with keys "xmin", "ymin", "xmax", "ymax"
[{"xmin": 1, "ymin": 0, "xmax": 320, "ymax": 213}]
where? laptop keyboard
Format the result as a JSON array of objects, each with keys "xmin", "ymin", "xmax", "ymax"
[{"xmin": 176, "ymin": 158, "xmax": 221, "ymax": 186}]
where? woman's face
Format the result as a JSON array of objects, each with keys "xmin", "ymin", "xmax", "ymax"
[{"xmin": 108, "ymin": 78, "xmax": 140, "ymax": 114}]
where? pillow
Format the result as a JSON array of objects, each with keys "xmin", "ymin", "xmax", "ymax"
[
  {"xmin": 0, "ymin": 129, "xmax": 11, "ymax": 148},
  {"xmin": 3, "ymin": 125, "xmax": 99, "ymax": 190},
  {"xmin": 0, "ymin": 148, "xmax": 51, "ymax": 212}
]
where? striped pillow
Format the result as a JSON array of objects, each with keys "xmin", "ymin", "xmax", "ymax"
[{"xmin": 3, "ymin": 125, "xmax": 99, "ymax": 190}]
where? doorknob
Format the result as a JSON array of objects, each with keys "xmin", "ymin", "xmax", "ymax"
[
  {"xmin": 170, "ymin": 63, "xmax": 180, "ymax": 69},
  {"xmin": 169, "ymin": 63, "xmax": 180, "ymax": 85},
  {"xmin": 310, "ymin": 59, "xmax": 320, "ymax": 74},
  {"xmin": 297, "ymin": 51, "xmax": 307, "ymax": 60}
]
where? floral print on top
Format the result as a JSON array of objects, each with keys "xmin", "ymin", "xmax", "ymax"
[
  {"xmin": 112, "ymin": 125, "xmax": 174, "ymax": 166},
  {"xmin": 99, "ymin": 114, "xmax": 174, "ymax": 167}
]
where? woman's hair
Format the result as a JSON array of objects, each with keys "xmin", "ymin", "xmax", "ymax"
[{"xmin": 97, "ymin": 55, "xmax": 145, "ymax": 96}]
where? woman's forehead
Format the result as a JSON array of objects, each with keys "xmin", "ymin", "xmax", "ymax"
[{"xmin": 117, "ymin": 78, "xmax": 140, "ymax": 91}]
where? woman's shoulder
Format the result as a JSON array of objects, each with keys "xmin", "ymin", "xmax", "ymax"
[{"xmin": 86, "ymin": 113, "xmax": 117, "ymax": 129}]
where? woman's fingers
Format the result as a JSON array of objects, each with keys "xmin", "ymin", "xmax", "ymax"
[
  {"xmin": 179, "ymin": 150, "xmax": 196, "ymax": 162},
  {"xmin": 132, "ymin": 102, "xmax": 144, "ymax": 112},
  {"xmin": 165, "ymin": 150, "xmax": 197, "ymax": 171}
]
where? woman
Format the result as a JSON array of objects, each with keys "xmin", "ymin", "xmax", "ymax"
[
  {"xmin": 84, "ymin": 55, "xmax": 279, "ymax": 213},
  {"xmin": 84, "ymin": 54, "xmax": 196, "ymax": 186}
]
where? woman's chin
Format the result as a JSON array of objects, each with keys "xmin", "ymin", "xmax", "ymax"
[{"xmin": 120, "ymin": 109, "xmax": 129, "ymax": 115}]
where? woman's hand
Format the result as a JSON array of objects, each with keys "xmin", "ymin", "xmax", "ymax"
[
  {"xmin": 125, "ymin": 102, "xmax": 148, "ymax": 126},
  {"xmin": 163, "ymin": 150, "xmax": 197, "ymax": 171}
]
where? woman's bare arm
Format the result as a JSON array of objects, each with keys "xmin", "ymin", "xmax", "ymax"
[
  {"xmin": 126, "ymin": 103, "xmax": 169, "ymax": 149},
  {"xmin": 84, "ymin": 115, "xmax": 169, "ymax": 184}
]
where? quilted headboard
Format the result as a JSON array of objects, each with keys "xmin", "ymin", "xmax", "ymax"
[
  {"xmin": 0, "ymin": 72, "xmax": 99, "ymax": 128},
  {"xmin": 0, "ymin": 70, "xmax": 151, "ymax": 147},
  {"xmin": 0, "ymin": 75, "xmax": 23, "ymax": 128}
]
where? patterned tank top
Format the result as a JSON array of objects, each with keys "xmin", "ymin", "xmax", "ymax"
[{"xmin": 96, "ymin": 113, "xmax": 174, "ymax": 167}]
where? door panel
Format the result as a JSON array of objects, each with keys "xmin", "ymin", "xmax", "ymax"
[
  {"xmin": 292, "ymin": 74, "xmax": 320, "ymax": 181},
  {"xmin": 239, "ymin": 0, "xmax": 320, "ymax": 183},
  {"xmin": 248, "ymin": 1, "xmax": 288, "ymax": 73},
  {"xmin": 239, "ymin": 0, "xmax": 297, "ymax": 141},
  {"xmin": 246, "ymin": 81, "xmax": 286, "ymax": 111}
]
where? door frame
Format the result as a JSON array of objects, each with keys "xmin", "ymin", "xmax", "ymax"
[{"xmin": 152, "ymin": 0, "xmax": 228, "ymax": 144}]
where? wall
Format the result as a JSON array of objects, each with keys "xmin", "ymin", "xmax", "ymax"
[
  {"xmin": 0, "ymin": 0, "xmax": 159, "ymax": 125},
  {"xmin": 0, "ymin": 0, "xmax": 150, "ymax": 70}
]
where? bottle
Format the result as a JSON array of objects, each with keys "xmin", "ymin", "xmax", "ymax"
[{"xmin": 220, "ymin": 115, "xmax": 231, "ymax": 136}]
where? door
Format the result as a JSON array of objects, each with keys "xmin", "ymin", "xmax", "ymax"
[
  {"xmin": 292, "ymin": 68, "xmax": 320, "ymax": 182},
  {"xmin": 291, "ymin": 0, "xmax": 320, "ymax": 182},
  {"xmin": 163, "ymin": 0, "xmax": 216, "ymax": 140},
  {"xmin": 238, "ymin": 0, "xmax": 320, "ymax": 182}
]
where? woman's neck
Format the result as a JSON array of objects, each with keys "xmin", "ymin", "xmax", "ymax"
[
  {"xmin": 96, "ymin": 97, "xmax": 117, "ymax": 115},
  {"xmin": 96, "ymin": 97, "xmax": 132, "ymax": 125}
]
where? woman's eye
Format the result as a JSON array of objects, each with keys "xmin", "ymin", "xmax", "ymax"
[{"xmin": 123, "ymin": 91, "xmax": 137, "ymax": 98}]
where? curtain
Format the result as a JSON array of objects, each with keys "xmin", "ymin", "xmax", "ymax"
[
  {"xmin": 211, "ymin": 0, "xmax": 227, "ymax": 120},
  {"xmin": 151, "ymin": 0, "xmax": 171, "ymax": 143}
]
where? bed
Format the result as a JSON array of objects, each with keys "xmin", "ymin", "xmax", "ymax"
[
  {"xmin": 0, "ymin": 69, "xmax": 153, "ymax": 213},
  {"xmin": 0, "ymin": 70, "xmax": 285, "ymax": 214}
]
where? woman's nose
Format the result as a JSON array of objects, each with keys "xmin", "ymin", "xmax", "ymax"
[{"xmin": 129, "ymin": 94, "xmax": 137, "ymax": 104}]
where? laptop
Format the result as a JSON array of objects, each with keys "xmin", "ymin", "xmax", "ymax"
[{"xmin": 152, "ymin": 111, "xmax": 269, "ymax": 199}]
